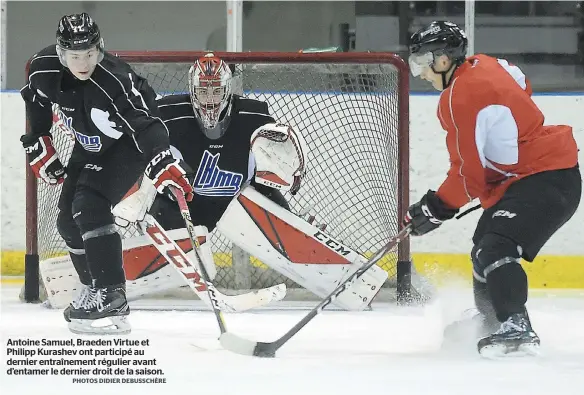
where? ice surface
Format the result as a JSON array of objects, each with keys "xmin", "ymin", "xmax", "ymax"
[{"xmin": 1, "ymin": 284, "xmax": 583, "ymax": 395}]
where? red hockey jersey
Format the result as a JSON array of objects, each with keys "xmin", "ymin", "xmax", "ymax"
[{"xmin": 435, "ymin": 54, "xmax": 578, "ymax": 209}]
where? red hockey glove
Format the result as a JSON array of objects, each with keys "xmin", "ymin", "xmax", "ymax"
[
  {"xmin": 144, "ymin": 149, "xmax": 194, "ymax": 201},
  {"xmin": 20, "ymin": 134, "xmax": 66, "ymax": 185},
  {"xmin": 404, "ymin": 190, "xmax": 458, "ymax": 236}
]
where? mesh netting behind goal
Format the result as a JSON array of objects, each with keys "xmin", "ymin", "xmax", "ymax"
[{"xmin": 23, "ymin": 51, "xmax": 411, "ymax": 302}]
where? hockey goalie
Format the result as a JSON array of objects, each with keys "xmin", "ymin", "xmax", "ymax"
[{"xmin": 40, "ymin": 54, "xmax": 388, "ymax": 315}]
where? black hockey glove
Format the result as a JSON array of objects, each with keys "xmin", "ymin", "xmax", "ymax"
[
  {"xmin": 20, "ymin": 134, "xmax": 66, "ymax": 185},
  {"xmin": 404, "ymin": 190, "xmax": 458, "ymax": 236},
  {"xmin": 145, "ymin": 149, "xmax": 194, "ymax": 202}
]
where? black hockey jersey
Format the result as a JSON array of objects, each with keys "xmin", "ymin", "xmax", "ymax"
[
  {"xmin": 21, "ymin": 45, "xmax": 169, "ymax": 160},
  {"xmin": 156, "ymin": 94, "xmax": 275, "ymax": 201}
]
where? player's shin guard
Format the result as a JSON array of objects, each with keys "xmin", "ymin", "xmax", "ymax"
[
  {"xmin": 472, "ymin": 234, "xmax": 527, "ymax": 322},
  {"xmin": 473, "ymin": 234, "xmax": 539, "ymax": 357},
  {"xmin": 82, "ymin": 228, "xmax": 126, "ymax": 287},
  {"xmin": 73, "ymin": 188, "xmax": 126, "ymax": 287},
  {"xmin": 486, "ymin": 262, "xmax": 528, "ymax": 322},
  {"xmin": 62, "ymin": 249, "xmax": 93, "ymax": 322},
  {"xmin": 68, "ymin": 249, "xmax": 92, "ymax": 285}
]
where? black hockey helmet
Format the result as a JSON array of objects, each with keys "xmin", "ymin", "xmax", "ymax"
[
  {"xmin": 56, "ymin": 13, "xmax": 104, "ymax": 66},
  {"xmin": 408, "ymin": 21, "xmax": 467, "ymax": 84}
]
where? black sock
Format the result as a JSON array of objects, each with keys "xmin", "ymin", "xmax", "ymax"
[
  {"xmin": 473, "ymin": 278, "xmax": 497, "ymax": 322},
  {"xmin": 486, "ymin": 262, "xmax": 528, "ymax": 322},
  {"xmin": 84, "ymin": 233, "xmax": 125, "ymax": 288},
  {"xmin": 69, "ymin": 252, "xmax": 92, "ymax": 285}
]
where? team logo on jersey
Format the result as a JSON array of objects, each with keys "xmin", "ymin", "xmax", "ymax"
[
  {"xmin": 193, "ymin": 150, "xmax": 244, "ymax": 196},
  {"xmin": 55, "ymin": 108, "xmax": 102, "ymax": 152}
]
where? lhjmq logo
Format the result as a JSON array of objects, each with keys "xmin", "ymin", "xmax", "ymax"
[
  {"xmin": 193, "ymin": 150, "xmax": 243, "ymax": 196},
  {"xmin": 56, "ymin": 109, "xmax": 102, "ymax": 152}
]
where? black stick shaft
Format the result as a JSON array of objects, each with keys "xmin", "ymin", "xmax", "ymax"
[{"xmin": 256, "ymin": 225, "xmax": 412, "ymax": 355}]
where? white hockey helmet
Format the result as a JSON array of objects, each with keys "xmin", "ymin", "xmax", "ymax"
[{"xmin": 188, "ymin": 53, "xmax": 233, "ymax": 130}]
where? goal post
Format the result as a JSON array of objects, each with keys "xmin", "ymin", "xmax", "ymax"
[{"xmin": 23, "ymin": 51, "xmax": 414, "ymax": 305}]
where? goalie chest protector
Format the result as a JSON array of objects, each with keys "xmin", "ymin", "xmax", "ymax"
[{"xmin": 157, "ymin": 94, "xmax": 276, "ymax": 199}]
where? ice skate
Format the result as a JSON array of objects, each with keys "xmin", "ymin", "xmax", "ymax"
[
  {"xmin": 63, "ymin": 284, "xmax": 93, "ymax": 323},
  {"xmin": 68, "ymin": 283, "xmax": 131, "ymax": 335},
  {"xmin": 477, "ymin": 312, "xmax": 540, "ymax": 358}
]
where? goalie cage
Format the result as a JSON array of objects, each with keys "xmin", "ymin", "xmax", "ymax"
[{"xmin": 22, "ymin": 51, "xmax": 432, "ymax": 308}]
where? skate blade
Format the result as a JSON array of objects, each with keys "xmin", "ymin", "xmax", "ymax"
[
  {"xmin": 479, "ymin": 342, "xmax": 540, "ymax": 359},
  {"xmin": 68, "ymin": 316, "xmax": 131, "ymax": 335}
]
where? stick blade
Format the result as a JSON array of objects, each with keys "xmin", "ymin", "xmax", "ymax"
[
  {"xmin": 220, "ymin": 283, "xmax": 286, "ymax": 313},
  {"xmin": 219, "ymin": 333, "xmax": 276, "ymax": 358},
  {"xmin": 219, "ymin": 332, "xmax": 258, "ymax": 355}
]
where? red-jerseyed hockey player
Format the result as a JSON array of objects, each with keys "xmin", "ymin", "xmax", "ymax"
[{"xmin": 405, "ymin": 21, "xmax": 581, "ymax": 358}]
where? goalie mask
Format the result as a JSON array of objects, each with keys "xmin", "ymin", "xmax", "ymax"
[{"xmin": 188, "ymin": 53, "xmax": 233, "ymax": 139}]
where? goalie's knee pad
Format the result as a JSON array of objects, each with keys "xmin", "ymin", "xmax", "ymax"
[
  {"xmin": 72, "ymin": 187, "xmax": 117, "ymax": 240},
  {"xmin": 57, "ymin": 210, "xmax": 84, "ymax": 251},
  {"xmin": 472, "ymin": 233, "xmax": 522, "ymax": 283}
]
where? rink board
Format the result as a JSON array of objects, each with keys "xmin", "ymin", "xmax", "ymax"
[{"xmin": 2, "ymin": 250, "xmax": 584, "ymax": 288}]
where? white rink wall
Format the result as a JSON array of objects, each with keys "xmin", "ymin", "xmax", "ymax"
[{"xmin": 1, "ymin": 92, "xmax": 583, "ymax": 255}]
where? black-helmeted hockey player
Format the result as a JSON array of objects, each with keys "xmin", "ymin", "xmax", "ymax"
[
  {"xmin": 20, "ymin": 13, "xmax": 193, "ymax": 335},
  {"xmin": 404, "ymin": 21, "xmax": 580, "ymax": 357},
  {"xmin": 148, "ymin": 53, "xmax": 305, "ymax": 279}
]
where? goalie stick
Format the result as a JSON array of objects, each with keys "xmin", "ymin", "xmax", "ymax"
[
  {"xmin": 219, "ymin": 224, "xmax": 413, "ymax": 357},
  {"xmin": 169, "ymin": 187, "xmax": 229, "ymax": 332},
  {"xmin": 139, "ymin": 189, "xmax": 285, "ymax": 313}
]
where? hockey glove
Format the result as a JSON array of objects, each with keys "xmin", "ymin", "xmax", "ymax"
[
  {"xmin": 144, "ymin": 148, "xmax": 194, "ymax": 202},
  {"xmin": 20, "ymin": 134, "xmax": 66, "ymax": 185},
  {"xmin": 404, "ymin": 190, "xmax": 458, "ymax": 236}
]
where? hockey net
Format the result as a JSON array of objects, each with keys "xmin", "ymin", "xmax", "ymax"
[{"xmin": 24, "ymin": 51, "xmax": 413, "ymax": 303}]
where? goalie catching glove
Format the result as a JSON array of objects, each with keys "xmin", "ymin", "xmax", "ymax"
[
  {"xmin": 145, "ymin": 148, "xmax": 194, "ymax": 201},
  {"xmin": 251, "ymin": 123, "xmax": 307, "ymax": 195},
  {"xmin": 21, "ymin": 134, "xmax": 66, "ymax": 185},
  {"xmin": 404, "ymin": 190, "xmax": 458, "ymax": 236}
]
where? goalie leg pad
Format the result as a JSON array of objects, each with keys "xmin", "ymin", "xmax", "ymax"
[{"xmin": 217, "ymin": 186, "xmax": 388, "ymax": 310}]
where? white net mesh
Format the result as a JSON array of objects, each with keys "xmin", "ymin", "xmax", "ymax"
[{"xmin": 29, "ymin": 52, "xmax": 409, "ymax": 297}]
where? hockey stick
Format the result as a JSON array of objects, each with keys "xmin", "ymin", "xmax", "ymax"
[
  {"xmin": 138, "ymin": 193, "xmax": 286, "ymax": 313},
  {"xmin": 219, "ymin": 224, "xmax": 413, "ymax": 357},
  {"xmin": 139, "ymin": 215, "xmax": 285, "ymax": 312},
  {"xmin": 170, "ymin": 187, "xmax": 229, "ymax": 333}
]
